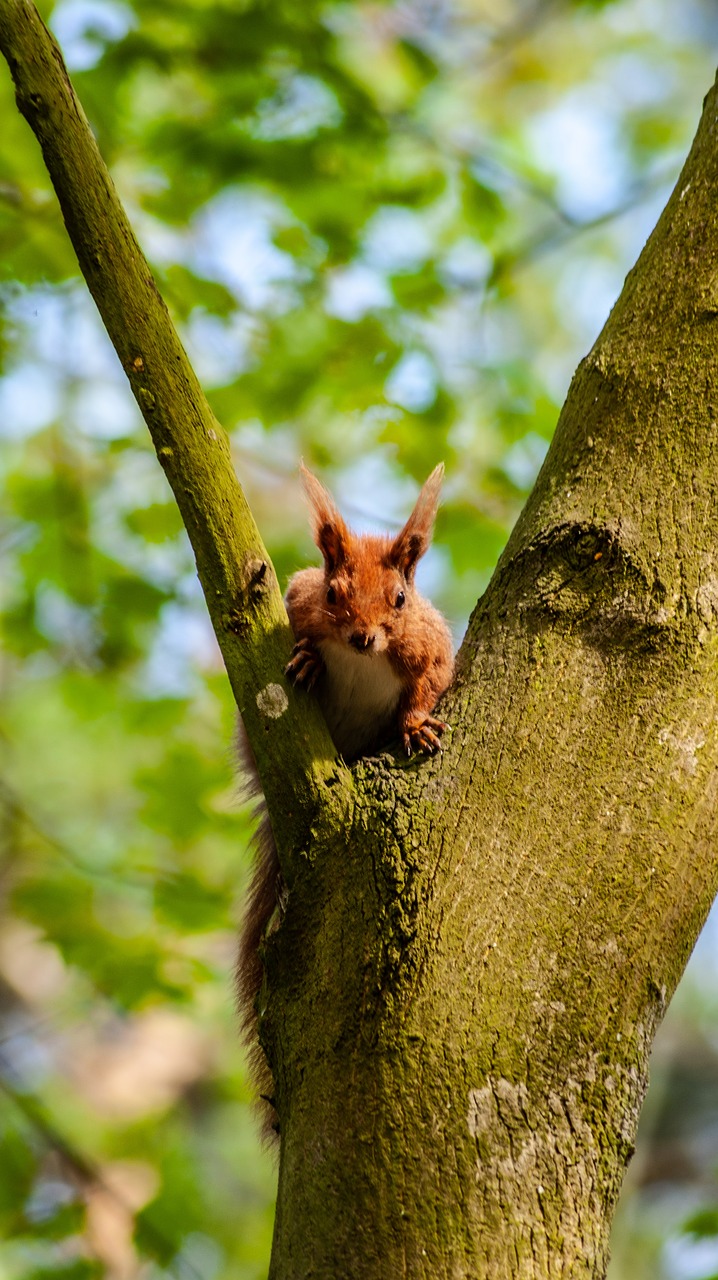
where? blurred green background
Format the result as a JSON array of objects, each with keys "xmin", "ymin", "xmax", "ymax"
[{"xmin": 2, "ymin": 0, "xmax": 718, "ymax": 1276}]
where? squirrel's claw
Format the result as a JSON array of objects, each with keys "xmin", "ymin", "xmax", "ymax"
[
  {"xmin": 285, "ymin": 638, "xmax": 325, "ymax": 691},
  {"xmin": 402, "ymin": 714, "xmax": 448, "ymax": 757}
]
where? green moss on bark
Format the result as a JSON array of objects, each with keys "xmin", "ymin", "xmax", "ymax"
[
  {"xmin": 5, "ymin": 6, "xmax": 718, "ymax": 1274},
  {"xmin": 265, "ymin": 74, "xmax": 718, "ymax": 1278},
  {"xmin": 0, "ymin": 0, "xmax": 345, "ymax": 864}
]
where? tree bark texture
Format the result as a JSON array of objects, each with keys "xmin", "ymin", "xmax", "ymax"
[
  {"xmin": 3, "ymin": 5, "xmax": 718, "ymax": 1276},
  {"xmin": 264, "ymin": 77, "xmax": 718, "ymax": 1277}
]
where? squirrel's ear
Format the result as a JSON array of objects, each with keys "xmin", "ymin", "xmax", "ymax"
[
  {"xmin": 388, "ymin": 463, "xmax": 444, "ymax": 580},
  {"xmin": 300, "ymin": 464, "xmax": 350, "ymax": 573}
]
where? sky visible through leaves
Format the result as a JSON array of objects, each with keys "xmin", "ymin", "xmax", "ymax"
[{"xmin": 2, "ymin": 0, "xmax": 718, "ymax": 1276}]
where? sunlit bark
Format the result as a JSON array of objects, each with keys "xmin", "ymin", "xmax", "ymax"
[{"xmin": 3, "ymin": 8, "xmax": 718, "ymax": 1274}]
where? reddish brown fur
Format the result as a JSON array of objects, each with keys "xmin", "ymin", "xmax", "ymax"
[
  {"xmin": 286, "ymin": 463, "xmax": 454, "ymax": 755},
  {"xmin": 235, "ymin": 725, "xmax": 280, "ymax": 1137},
  {"xmin": 237, "ymin": 465, "xmax": 454, "ymax": 1138}
]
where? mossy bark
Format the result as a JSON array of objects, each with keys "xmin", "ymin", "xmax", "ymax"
[
  {"xmin": 263, "ymin": 76, "xmax": 718, "ymax": 1277},
  {"xmin": 0, "ymin": 0, "xmax": 345, "ymax": 868},
  {"xmin": 4, "ymin": 5, "xmax": 718, "ymax": 1275}
]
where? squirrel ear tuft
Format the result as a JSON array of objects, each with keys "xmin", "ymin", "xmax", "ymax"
[
  {"xmin": 388, "ymin": 463, "xmax": 444, "ymax": 580},
  {"xmin": 300, "ymin": 463, "xmax": 350, "ymax": 573}
]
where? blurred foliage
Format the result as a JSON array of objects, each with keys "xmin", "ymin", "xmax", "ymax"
[{"xmin": 2, "ymin": 0, "xmax": 718, "ymax": 1275}]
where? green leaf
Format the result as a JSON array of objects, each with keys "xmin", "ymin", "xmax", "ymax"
[
  {"xmin": 154, "ymin": 872, "xmax": 231, "ymax": 931},
  {"xmin": 23, "ymin": 1261, "xmax": 103, "ymax": 1280},
  {"xmin": 684, "ymin": 1206, "xmax": 718, "ymax": 1238},
  {"xmin": 123, "ymin": 502, "xmax": 185, "ymax": 543}
]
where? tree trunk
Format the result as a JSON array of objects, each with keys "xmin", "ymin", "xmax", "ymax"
[
  {"xmin": 3, "ymin": 6, "xmax": 718, "ymax": 1276},
  {"xmin": 263, "ymin": 76, "xmax": 718, "ymax": 1277}
]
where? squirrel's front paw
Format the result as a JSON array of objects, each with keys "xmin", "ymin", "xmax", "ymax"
[
  {"xmin": 402, "ymin": 713, "xmax": 448, "ymax": 757},
  {"xmin": 285, "ymin": 638, "xmax": 325, "ymax": 691}
]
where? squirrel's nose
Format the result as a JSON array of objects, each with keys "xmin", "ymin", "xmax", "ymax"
[{"xmin": 349, "ymin": 630, "xmax": 375, "ymax": 652}]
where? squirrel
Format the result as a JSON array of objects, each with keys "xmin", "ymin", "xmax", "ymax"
[{"xmin": 236, "ymin": 463, "xmax": 454, "ymax": 1136}]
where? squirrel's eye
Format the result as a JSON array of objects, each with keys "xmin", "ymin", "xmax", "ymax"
[
  {"xmin": 326, "ymin": 585, "xmax": 337, "ymax": 605},
  {"xmin": 395, "ymin": 590, "xmax": 406, "ymax": 609}
]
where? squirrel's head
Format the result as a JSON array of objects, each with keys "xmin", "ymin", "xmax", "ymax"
[{"xmin": 300, "ymin": 463, "xmax": 444, "ymax": 654}]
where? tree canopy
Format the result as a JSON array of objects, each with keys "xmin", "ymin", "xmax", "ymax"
[{"xmin": 2, "ymin": 1, "xmax": 718, "ymax": 1277}]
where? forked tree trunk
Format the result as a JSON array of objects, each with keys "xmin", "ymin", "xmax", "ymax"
[
  {"xmin": 263, "ymin": 77, "xmax": 718, "ymax": 1277},
  {"xmin": 2, "ymin": 4, "xmax": 718, "ymax": 1276}
]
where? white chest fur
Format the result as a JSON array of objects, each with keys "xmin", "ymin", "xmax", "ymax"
[{"xmin": 317, "ymin": 639, "xmax": 404, "ymax": 759}]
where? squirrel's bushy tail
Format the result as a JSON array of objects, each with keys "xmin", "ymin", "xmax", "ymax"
[{"xmin": 235, "ymin": 723, "xmax": 282, "ymax": 1141}]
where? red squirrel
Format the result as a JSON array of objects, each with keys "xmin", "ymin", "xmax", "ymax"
[{"xmin": 237, "ymin": 463, "xmax": 454, "ymax": 1134}]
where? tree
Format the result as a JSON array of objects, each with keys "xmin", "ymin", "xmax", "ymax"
[{"xmin": 2, "ymin": 1, "xmax": 718, "ymax": 1277}]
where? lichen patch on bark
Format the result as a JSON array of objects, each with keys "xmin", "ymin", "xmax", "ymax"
[{"xmin": 257, "ymin": 683, "xmax": 289, "ymax": 719}]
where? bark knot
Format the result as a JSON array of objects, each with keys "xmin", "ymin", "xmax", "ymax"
[{"xmin": 508, "ymin": 520, "xmax": 671, "ymax": 654}]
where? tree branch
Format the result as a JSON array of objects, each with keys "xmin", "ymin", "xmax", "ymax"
[
  {"xmin": 8, "ymin": 0, "xmax": 718, "ymax": 1270},
  {"xmin": 0, "ymin": 0, "xmax": 347, "ymax": 864}
]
